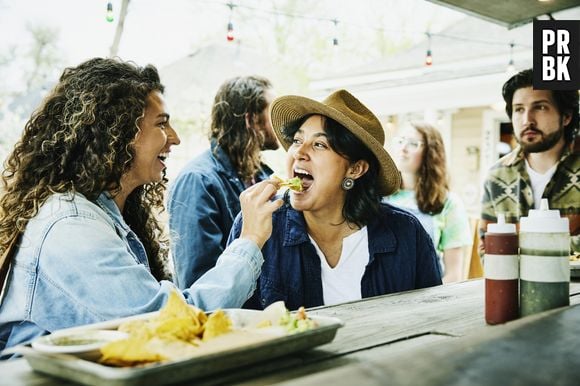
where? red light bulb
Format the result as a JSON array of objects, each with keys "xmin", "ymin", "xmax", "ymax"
[
  {"xmin": 425, "ymin": 49, "xmax": 433, "ymax": 66},
  {"xmin": 227, "ymin": 22, "xmax": 234, "ymax": 42}
]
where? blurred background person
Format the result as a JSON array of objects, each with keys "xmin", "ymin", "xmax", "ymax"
[
  {"xmin": 168, "ymin": 76, "xmax": 278, "ymax": 289},
  {"xmin": 386, "ymin": 122, "xmax": 471, "ymax": 283}
]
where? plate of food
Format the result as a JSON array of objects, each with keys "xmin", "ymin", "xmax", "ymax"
[{"xmin": 19, "ymin": 292, "xmax": 343, "ymax": 386}]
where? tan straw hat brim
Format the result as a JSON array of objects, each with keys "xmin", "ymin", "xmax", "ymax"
[{"xmin": 270, "ymin": 92, "xmax": 401, "ymax": 195}]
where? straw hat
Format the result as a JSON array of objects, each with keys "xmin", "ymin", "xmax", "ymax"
[{"xmin": 270, "ymin": 89, "xmax": 401, "ymax": 195}]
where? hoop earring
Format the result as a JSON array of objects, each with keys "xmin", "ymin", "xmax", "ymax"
[{"xmin": 342, "ymin": 177, "xmax": 355, "ymax": 191}]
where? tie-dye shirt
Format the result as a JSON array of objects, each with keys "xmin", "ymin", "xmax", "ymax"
[{"xmin": 386, "ymin": 190, "xmax": 472, "ymax": 271}]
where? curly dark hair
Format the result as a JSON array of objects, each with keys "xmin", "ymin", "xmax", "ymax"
[
  {"xmin": 282, "ymin": 114, "xmax": 381, "ymax": 228},
  {"xmin": 209, "ymin": 76, "xmax": 273, "ymax": 182},
  {"xmin": 502, "ymin": 68, "xmax": 579, "ymax": 143},
  {"xmin": 411, "ymin": 122, "xmax": 449, "ymax": 215},
  {"xmin": 0, "ymin": 57, "xmax": 171, "ymax": 280}
]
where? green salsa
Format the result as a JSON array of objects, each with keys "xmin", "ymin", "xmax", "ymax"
[{"xmin": 49, "ymin": 336, "xmax": 104, "ymax": 346}]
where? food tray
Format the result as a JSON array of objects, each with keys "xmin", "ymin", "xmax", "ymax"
[{"xmin": 19, "ymin": 309, "xmax": 343, "ymax": 386}]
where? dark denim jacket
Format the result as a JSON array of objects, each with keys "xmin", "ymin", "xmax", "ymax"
[
  {"xmin": 228, "ymin": 200, "xmax": 442, "ymax": 310},
  {"xmin": 168, "ymin": 140, "xmax": 272, "ymax": 289}
]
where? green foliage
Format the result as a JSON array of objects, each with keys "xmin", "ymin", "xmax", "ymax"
[
  {"xmin": 24, "ymin": 24, "xmax": 62, "ymax": 93},
  {"xmin": 0, "ymin": 24, "xmax": 62, "ymax": 164}
]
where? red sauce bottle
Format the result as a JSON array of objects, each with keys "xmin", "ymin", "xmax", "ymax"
[{"xmin": 484, "ymin": 213, "xmax": 519, "ymax": 324}]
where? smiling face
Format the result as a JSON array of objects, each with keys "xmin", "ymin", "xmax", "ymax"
[
  {"xmin": 286, "ymin": 115, "xmax": 352, "ymax": 214},
  {"xmin": 511, "ymin": 87, "xmax": 570, "ymax": 153},
  {"xmin": 393, "ymin": 127, "xmax": 424, "ymax": 175},
  {"xmin": 123, "ymin": 91, "xmax": 181, "ymax": 192}
]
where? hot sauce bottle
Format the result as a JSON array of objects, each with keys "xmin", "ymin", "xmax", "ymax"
[{"xmin": 484, "ymin": 213, "xmax": 519, "ymax": 324}]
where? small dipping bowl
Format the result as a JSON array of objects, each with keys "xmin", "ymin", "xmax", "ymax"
[{"xmin": 31, "ymin": 330, "xmax": 128, "ymax": 360}]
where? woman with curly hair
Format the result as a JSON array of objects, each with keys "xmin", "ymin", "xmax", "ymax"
[
  {"xmin": 386, "ymin": 122, "xmax": 471, "ymax": 283},
  {"xmin": 0, "ymin": 58, "xmax": 282, "ymax": 351}
]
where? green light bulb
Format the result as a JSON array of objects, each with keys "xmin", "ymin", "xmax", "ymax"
[{"xmin": 106, "ymin": 2, "xmax": 114, "ymax": 22}]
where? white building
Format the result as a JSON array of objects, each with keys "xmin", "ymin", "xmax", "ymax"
[{"xmin": 309, "ymin": 8, "xmax": 579, "ymax": 215}]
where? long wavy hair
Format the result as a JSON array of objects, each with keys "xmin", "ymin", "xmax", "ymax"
[
  {"xmin": 282, "ymin": 114, "xmax": 381, "ymax": 228},
  {"xmin": 412, "ymin": 122, "xmax": 448, "ymax": 215},
  {"xmin": 209, "ymin": 76, "xmax": 272, "ymax": 182},
  {"xmin": 0, "ymin": 57, "xmax": 171, "ymax": 280}
]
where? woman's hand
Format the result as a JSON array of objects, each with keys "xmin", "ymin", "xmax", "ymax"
[
  {"xmin": 442, "ymin": 246, "xmax": 465, "ymax": 283},
  {"xmin": 239, "ymin": 180, "xmax": 284, "ymax": 249}
]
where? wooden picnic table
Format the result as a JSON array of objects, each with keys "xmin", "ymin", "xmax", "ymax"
[{"xmin": 2, "ymin": 278, "xmax": 580, "ymax": 386}]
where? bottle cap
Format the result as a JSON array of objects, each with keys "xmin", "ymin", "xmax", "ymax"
[
  {"xmin": 519, "ymin": 198, "xmax": 569, "ymax": 233},
  {"xmin": 487, "ymin": 213, "xmax": 516, "ymax": 234}
]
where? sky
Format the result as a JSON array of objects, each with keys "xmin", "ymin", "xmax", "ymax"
[
  {"xmin": 0, "ymin": 0, "xmax": 468, "ymax": 174},
  {"xmin": 0, "ymin": 0, "xmax": 465, "ymax": 83}
]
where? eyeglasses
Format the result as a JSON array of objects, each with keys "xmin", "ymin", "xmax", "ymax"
[{"xmin": 393, "ymin": 136, "xmax": 424, "ymax": 152}]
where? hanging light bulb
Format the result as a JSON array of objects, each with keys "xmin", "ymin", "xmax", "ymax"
[
  {"xmin": 425, "ymin": 32, "xmax": 433, "ymax": 66},
  {"xmin": 425, "ymin": 49, "xmax": 433, "ymax": 66},
  {"xmin": 332, "ymin": 19, "xmax": 339, "ymax": 47},
  {"xmin": 506, "ymin": 59, "xmax": 515, "ymax": 75},
  {"xmin": 226, "ymin": 2, "xmax": 235, "ymax": 42},
  {"xmin": 106, "ymin": 2, "xmax": 114, "ymax": 23},
  {"xmin": 506, "ymin": 42, "xmax": 516, "ymax": 75},
  {"xmin": 227, "ymin": 21, "xmax": 234, "ymax": 42}
]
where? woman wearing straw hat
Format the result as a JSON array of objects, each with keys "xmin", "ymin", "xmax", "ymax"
[{"xmin": 228, "ymin": 89, "xmax": 442, "ymax": 310}]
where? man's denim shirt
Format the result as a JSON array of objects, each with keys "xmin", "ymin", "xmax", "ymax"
[
  {"xmin": 228, "ymin": 200, "xmax": 442, "ymax": 311},
  {"xmin": 168, "ymin": 140, "xmax": 272, "ymax": 289},
  {"xmin": 0, "ymin": 192, "xmax": 262, "ymax": 352}
]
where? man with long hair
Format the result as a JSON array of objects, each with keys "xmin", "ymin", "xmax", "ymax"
[
  {"xmin": 169, "ymin": 76, "xmax": 279, "ymax": 288},
  {"xmin": 481, "ymin": 68, "xmax": 579, "ymax": 253}
]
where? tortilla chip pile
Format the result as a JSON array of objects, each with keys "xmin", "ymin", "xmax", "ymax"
[{"xmin": 100, "ymin": 291, "xmax": 232, "ymax": 366}]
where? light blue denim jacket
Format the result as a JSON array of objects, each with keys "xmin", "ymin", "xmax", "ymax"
[{"xmin": 0, "ymin": 192, "xmax": 262, "ymax": 351}]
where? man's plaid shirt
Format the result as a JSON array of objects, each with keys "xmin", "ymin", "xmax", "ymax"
[{"xmin": 480, "ymin": 141, "xmax": 579, "ymax": 254}]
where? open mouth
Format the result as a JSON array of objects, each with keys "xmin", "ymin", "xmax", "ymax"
[
  {"xmin": 293, "ymin": 167, "xmax": 314, "ymax": 191},
  {"xmin": 157, "ymin": 152, "xmax": 169, "ymax": 166}
]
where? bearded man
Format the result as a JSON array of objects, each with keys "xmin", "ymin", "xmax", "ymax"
[{"xmin": 480, "ymin": 68, "xmax": 579, "ymax": 254}]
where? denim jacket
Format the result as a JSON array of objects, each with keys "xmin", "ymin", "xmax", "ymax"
[
  {"xmin": 228, "ymin": 200, "xmax": 442, "ymax": 311},
  {"xmin": 168, "ymin": 140, "xmax": 272, "ymax": 289},
  {"xmin": 0, "ymin": 192, "xmax": 263, "ymax": 351}
]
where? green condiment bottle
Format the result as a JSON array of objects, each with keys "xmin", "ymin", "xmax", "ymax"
[{"xmin": 519, "ymin": 199, "xmax": 570, "ymax": 316}]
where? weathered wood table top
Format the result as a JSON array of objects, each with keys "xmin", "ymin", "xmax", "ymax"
[{"xmin": 2, "ymin": 279, "xmax": 580, "ymax": 386}]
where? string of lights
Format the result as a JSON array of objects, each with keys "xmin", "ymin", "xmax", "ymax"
[
  {"xmin": 425, "ymin": 32, "xmax": 433, "ymax": 66},
  {"xmin": 104, "ymin": 0, "xmax": 531, "ymax": 69},
  {"xmin": 226, "ymin": 2, "xmax": 235, "ymax": 41}
]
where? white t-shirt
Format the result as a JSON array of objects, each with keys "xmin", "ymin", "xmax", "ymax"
[
  {"xmin": 309, "ymin": 226, "xmax": 369, "ymax": 306},
  {"xmin": 525, "ymin": 160, "xmax": 558, "ymax": 209}
]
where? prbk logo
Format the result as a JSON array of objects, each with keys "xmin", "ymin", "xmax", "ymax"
[{"xmin": 533, "ymin": 20, "xmax": 580, "ymax": 90}]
